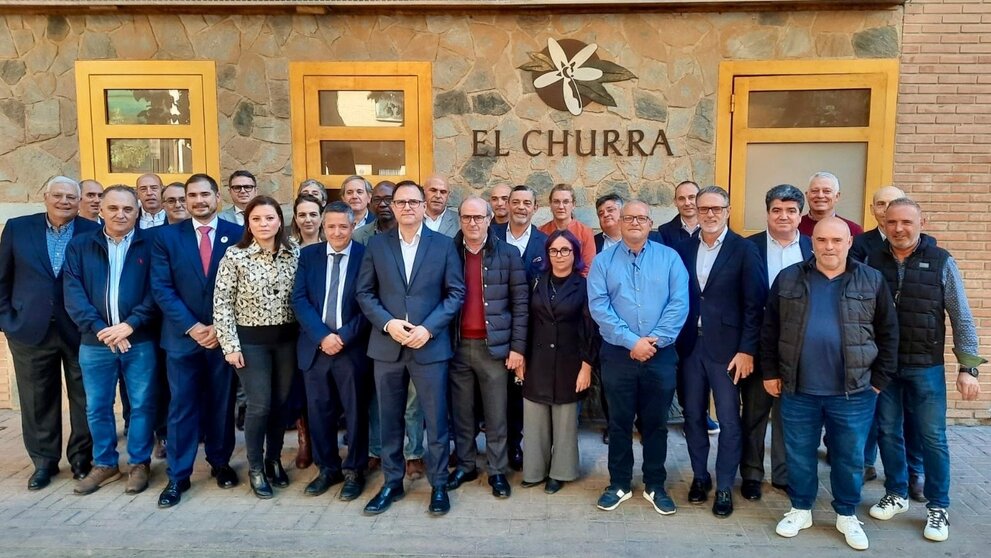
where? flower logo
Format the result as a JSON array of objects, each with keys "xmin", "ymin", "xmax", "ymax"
[{"xmin": 519, "ymin": 38, "xmax": 637, "ymax": 116}]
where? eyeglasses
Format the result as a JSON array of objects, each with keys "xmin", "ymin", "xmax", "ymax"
[
  {"xmin": 459, "ymin": 215, "xmax": 488, "ymax": 224},
  {"xmin": 548, "ymin": 247, "xmax": 573, "ymax": 257},
  {"xmin": 392, "ymin": 199, "xmax": 423, "ymax": 208},
  {"xmin": 621, "ymin": 215, "xmax": 651, "ymax": 224},
  {"xmin": 371, "ymin": 196, "xmax": 393, "ymax": 205},
  {"xmin": 697, "ymin": 206, "xmax": 728, "ymax": 215},
  {"xmin": 230, "ymin": 185, "xmax": 256, "ymax": 193},
  {"xmin": 163, "ymin": 197, "xmax": 186, "ymax": 207}
]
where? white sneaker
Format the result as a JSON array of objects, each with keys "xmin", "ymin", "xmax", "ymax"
[
  {"xmin": 775, "ymin": 508, "xmax": 813, "ymax": 537},
  {"xmin": 923, "ymin": 507, "xmax": 949, "ymax": 542},
  {"xmin": 869, "ymin": 493, "xmax": 909, "ymax": 520},
  {"xmin": 836, "ymin": 514, "xmax": 869, "ymax": 550}
]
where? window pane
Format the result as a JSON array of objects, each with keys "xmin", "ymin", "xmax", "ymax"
[
  {"xmin": 321, "ymin": 140, "xmax": 405, "ymax": 176},
  {"xmin": 748, "ymin": 89, "xmax": 870, "ymax": 128},
  {"xmin": 319, "ymin": 91, "xmax": 404, "ymax": 127},
  {"xmin": 106, "ymin": 89, "xmax": 191, "ymax": 125},
  {"xmin": 108, "ymin": 138, "xmax": 193, "ymax": 174}
]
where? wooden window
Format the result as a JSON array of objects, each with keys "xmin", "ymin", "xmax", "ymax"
[
  {"xmin": 289, "ymin": 62, "xmax": 433, "ymax": 190},
  {"xmin": 75, "ymin": 61, "xmax": 220, "ymax": 186}
]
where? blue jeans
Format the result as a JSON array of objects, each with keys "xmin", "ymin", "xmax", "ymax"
[
  {"xmin": 79, "ymin": 341, "xmax": 157, "ymax": 467},
  {"xmin": 780, "ymin": 389, "xmax": 876, "ymax": 516},
  {"xmin": 876, "ymin": 365, "xmax": 950, "ymax": 508},
  {"xmin": 864, "ymin": 388, "xmax": 924, "ymax": 476}
]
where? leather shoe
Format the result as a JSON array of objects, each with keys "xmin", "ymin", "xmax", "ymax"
[
  {"xmin": 363, "ymin": 484, "xmax": 405, "ymax": 515},
  {"xmin": 601, "ymin": 428, "xmax": 609, "ymax": 445},
  {"xmin": 264, "ymin": 459, "xmax": 290, "ymax": 488},
  {"xmin": 405, "ymin": 458, "xmax": 425, "ymax": 481},
  {"xmin": 249, "ymin": 469, "xmax": 273, "ymax": 499},
  {"xmin": 489, "ymin": 474, "xmax": 511, "ymax": 498},
  {"xmin": 864, "ymin": 465, "xmax": 878, "ymax": 482},
  {"xmin": 339, "ymin": 470, "xmax": 365, "ymax": 502},
  {"xmin": 71, "ymin": 460, "xmax": 92, "ymax": 481},
  {"xmin": 740, "ymin": 479, "xmax": 762, "ymax": 501},
  {"xmin": 909, "ymin": 474, "xmax": 927, "ymax": 503},
  {"xmin": 509, "ymin": 446, "xmax": 523, "ymax": 472},
  {"xmin": 712, "ymin": 489, "xmax": 734, "ymax": 518},
  {"xmin": 157, "ymin": 478, "xmax": 191, "ymax": 508},
  {"xmin": 521, "ymin": 478, "xmax": 545, "ymax": 488},
  {"xmin": 211, "ymin": 465, "xmax": 239, "ymax": 489},
  {"xmin": 544, "ymin": 478, "xmax": 564, "ymax": 494},
  {"xmin": 688, "ymin": 476, "xmax": 712, "ymax": 504},
  {"xmin": 428, "ymin": 486, "xmax": 450, "ymax": 516},
  {"xmin": 305, "ymin": 469, "xmax": 345, "ymax": 496},
  {"xmin": 28, "ymin": 468, "xmax": 55, "ymax": 491},
  {"xmin": 446, "ymin": 468, "xmax": 478, "ymax": 490}
]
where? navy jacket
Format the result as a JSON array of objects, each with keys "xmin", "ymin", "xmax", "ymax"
[
  {"xmin": 594, "ymin": 230, "xmax": 662, "ymax": 254},
  {"xmin": 63, "ymin": 228, "xmax": 158, "ymax": 346},
  {"xmin": 292, "ymin": 241, "xmax": 370, "ymax": 370},
  {"xmin": 675, "ymin": 229, "xmax": 768, "ymax": 363},
  {"xmin": 850, "ymin": 227, "xmax": 885, "ymax": 263},
  {"xmin": 0, "ymin": 213, "xmax": 99, "ymax": 345},
  {"xmin": 746, "ymin": 231, "xmax": 814, "ymax": 288},
  {"xmin": 356, "ymin": 225, "xmax": 465, "ymax": 364},
  {"xmin": 491, "ymin": 222, "xmax": 547, "ymax": 285},
  {"xmin": 656, "ymin": 214, "xmax": 696, "ymax": 248},
  {"xmin": 150, "ymin": 218, "xmax": 243, "ymax": 353}
]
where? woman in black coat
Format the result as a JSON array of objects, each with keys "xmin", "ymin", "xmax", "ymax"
[{"xmin": 519, "ymin": 230, "xmax": 599, "ymax": 494}]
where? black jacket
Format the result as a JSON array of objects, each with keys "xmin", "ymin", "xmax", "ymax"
[{"xmin": 761, "ymin": 257, "xmax": 899, "ymax": 394}]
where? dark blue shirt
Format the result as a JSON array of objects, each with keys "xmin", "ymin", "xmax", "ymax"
[{"xmin": 797, "ymin": 270, "xmax": 846, "ymax": 396}]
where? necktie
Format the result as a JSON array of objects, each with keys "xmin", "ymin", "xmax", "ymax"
[
  {"xmin": 198, "ymin": 225, "xmax": 213, "ymax": 275},
  {"xmin": 324, "ymin": 253, "xmax": 344, "ymax": 330}
]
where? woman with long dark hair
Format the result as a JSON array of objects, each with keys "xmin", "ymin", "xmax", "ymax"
[
  {"xmin": 214, "ymin": 195, "xmax": 300, "ymax": 498},
  {"xmin": 290, "ymin": 194, "xmax": 324, "ymax": 247}
]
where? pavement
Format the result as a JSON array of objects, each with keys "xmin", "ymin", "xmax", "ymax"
[{"xmin": 0, "ymin": 409, "xmax": 988, "ymax": 557}]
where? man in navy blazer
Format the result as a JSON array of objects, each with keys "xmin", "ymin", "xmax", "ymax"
[
  {"xmin": 292, "ymin": 201, "xmax": 372, "ymax": 502},
  {"xmin": 0, "ymin": 176, "xmax": 98, "ymax": 490},
  {"xmin": 356, "ymin": 182, "xmax": 466, "ymax": 516},
  {"xmin": 150, "ymin": 173, "xmax": 243, "ymax": 508},
  {"xmin": 851, "ymin": 186, "xmax": 906, "ymax": 263},
  {"xmin": 675, "ymin": 185, "xmax": 767, "ymax": 518},
  {"xmin": 656, "ymin": 180, "xmax": 701, "ymax": 248}
]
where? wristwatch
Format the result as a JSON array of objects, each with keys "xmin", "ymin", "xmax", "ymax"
[{"xmin": 959, "ymin": 366, "xmax": 979, "ymax": 378}]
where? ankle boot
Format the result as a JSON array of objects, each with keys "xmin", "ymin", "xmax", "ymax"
[
  {"xmin": 295, "ymin": 417, "xmax": 313, "ymax": 469},
  {"xmin": 249, "ymin": 468, "xmax": 273, "ymax": 499}
]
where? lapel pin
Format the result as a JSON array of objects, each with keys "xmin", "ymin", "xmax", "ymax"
[{"xmin": 221, "ymin": 236, "xmax": 228, "ymax": 243}]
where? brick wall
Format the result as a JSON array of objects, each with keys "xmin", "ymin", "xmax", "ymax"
[{"xmin": 895, "ymin": 0, "xmax": 991, "ymax": 423}]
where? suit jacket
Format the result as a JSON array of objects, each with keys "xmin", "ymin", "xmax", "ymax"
[
  {"xmin": 150, "ymin": 217, "xmax": 243, "ymax": 353},
  {"xmin": 594, "ymin": 230, "xmax": 662, "ymax": 254},
  {"xmin": 356, "ymin": 225, "xmax": 465, "ymax": 364},
  {"xmin": 656, "ymin": 214, "xmax": 697, "ymax": 248},
  {"xmin": 675, "ymin": 229, "xmax": 767, "ymax": 363},
  {"xmin": 746, "ymin": 231, "xmax": 814, "ymax": 287},
  {"xmin": 428, "ymin": 208, "xmax": 460, "ymax": 238},
  {"xmin": 491, "ymin": 222, "xmax": 547, "ymax": 285},
  {"xmin": 217, "ymin": 206, "xmax": 243, "ymax": 226},
  {"xmin": 0, "ymin": 213, "xmax": 99, "ymax": 345},
  {"xmin": 850, "ymin": 227, "xmax": 884, "ymax": 263},
  {"xmin": 292, "ymin": 241, "xmax": 371, "ymax": 370}
]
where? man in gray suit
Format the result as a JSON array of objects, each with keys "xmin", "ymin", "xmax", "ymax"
[
  {"xmin": 422, "ymin": 175, "xmax": 459, "ymax": 237},
  {"xmin": 218, "ymin": 170, "xmax": 257, "ymax": 226}
]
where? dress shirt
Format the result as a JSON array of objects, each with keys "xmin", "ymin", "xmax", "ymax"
[
  {"xmin": 766, "ymin": 231, "xmax": 804, "ymax": 285},
  {"xmin": 105, "ymin": 229, "xmax": 134, "ymax": 325},
  {"xmin": 232, "ymin": 208, "xmax": 245, "ymax": 226},
  {"xmin": 506, "ymin": 224, "xmax": 531, "ymax": 257},
  {"xmin": 139, "ymin": 209, "xmax": 167, "ymax": 229},
  {"xmin": 601, "ymin": 233, "xmax": 622, "ymax": 251},
  {"xmin": 399, "ymin": 224, "xmax": 423, "ymax": 282},
  {"xmin": 681, "ymin": 218, "xmax": 700, "ymax": 237},
  {"xmin": 354, "ymin": 210, "xmax": 373, "ymax": 228},
  {"xmin": 193, "ymin": 215, "xmax": 219, "ymax": 246},
  {"xmin": 322, "ymin": 241, "xmax": 352, "ymax": 329},
  {"xmin": 45, "ymin": 217, "xmax": 74, "ymax": 275},
  {"xmin": 696, "ymin": 226, "xmax": 728, "ymax": 326},
  {"xmin": 424, "ymin": 209, "xmax": 447, "ymax": 232}
]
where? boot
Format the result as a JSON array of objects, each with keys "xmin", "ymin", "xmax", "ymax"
[{"xmin": 295, "ymin": 417, "xmax": 313, "ymax": 469}]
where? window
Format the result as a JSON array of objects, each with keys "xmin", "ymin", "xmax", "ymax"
[
  {"xmin": 289, "ymin": 62, "xmax": 433, "ymax": 189},
  {"xmin": 75, "ymin": 61, "xmax": 220, "ymax": 186}
]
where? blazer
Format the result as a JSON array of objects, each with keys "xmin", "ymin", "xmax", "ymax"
[
  {"xmin": 656, "ymin": 214, "xmax": 696, "ymax": 248},
  {"xmin": 850, "ymin": 227, "xmax": 884, "ymax": 263},
  {"xmin": 292, "ymin": 241, "xmax": 371, "ymax": 370},
  {"xmin": 0, "ymin": 213, "xmax": 99, "ymax": 345},
  {"xmin": 427, "ymin": 208, "xmax": 460, "ymax": 238},
  {"xmin": 675, "ymin": 229, "xmax": 767, "ymax": 364},
  {"xmin": 150, "ymin": 217, "xmax": 243, "ymax": 353},
  {"xmin": 217, "ymin": 206, "xmax": 243, "ymax": 226},
  {"xmin": 356, "ymin": 225, "xmax": 466, "ymax": 364},
  {"xmin": 746, "ymin": 231, "xmax": 814, "ymax": 287},
  {"xmin": 491, "ymin": 222, "xmax": 547, "ymax": 285},
  {"xmin": 63, "ymin": 228, "xmax": 158, "ymax": 346}
]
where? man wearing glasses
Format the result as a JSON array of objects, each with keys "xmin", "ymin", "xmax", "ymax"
[
  {"xmin": 353, "ymin": 180, "xmax": 396, "ymax": 246},
  {"xmin": 136, "ymin": 174, "xmax": 167, "ymax": 229},
  {"xmin": 218, "ymin": 170, "xmax": 258, "ymax": 226},
  {"xmin": 162, "ymin": 183, "xmax": 190, "ymax": 224},
  {"xmin": 674, "ymin": 186, "xmax": 766, "ymax": 518}
]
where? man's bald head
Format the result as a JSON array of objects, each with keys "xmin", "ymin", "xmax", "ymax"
[
  {"xmin": 813, "ymin": 217, "xmax": 853, "ymax": 276},
  {"xmin": 871, "ymin": 186, "xmax": 907, "ymax": 225}
]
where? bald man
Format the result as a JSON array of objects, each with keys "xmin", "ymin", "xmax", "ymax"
[
  {"xmin": 850, "ymin": 186, "xmax": 906, "ymax": 262},
  {"xmin": 488, "ymin": 184, "xmax": 512, "ymax": 225}
]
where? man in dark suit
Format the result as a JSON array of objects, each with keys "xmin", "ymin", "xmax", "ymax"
[
  {"xmin": 150, "ymin": 173, "xmax": 243, "ymax": 508},
  {"xmin": 292, "ymin": 201, "xmax": 372, "ymax": 502},
  {"xmin": 656, "ymin": 180, "xmax": 700, "ymax": 248},
  {"xmin": 675, "ymin": 185, "xmax": 766, "ymax": 518},
  {"xmin": 740, "ymin": 184, "xmax": 813, "ymax": 501},
  {"xmin": 851, "ymin": 186, "xmax": 905, "ymax": 263},
  {"xmin": 356, "ymin": 182, "xmax": 465, "ymax": 516},
  {"xmin": 0, "ymin": 176, "xmax": 98, "ymax": 490},
  {"xmin": 594, "ymin": 193, "xmax": 625, "ymax": 253}
]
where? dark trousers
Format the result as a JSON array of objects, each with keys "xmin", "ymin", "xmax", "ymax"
[
  {"xmin": 374, "ymin": 350, "xmax": 449, "ymax": 489},
  {"xmin": 8, "ymin": 327, "xmax": 92, "ymax": 471},
  {"xmin": 165, "ymin": 346, "xmax": 235, "ymax": 482},
  {"xmin": 682, "ymin": 344, "xmax": 743, "ymax": 491},
  {"xmin": 238, "ymin": 340, "xmax": 297, "ymax": 470},
  {"xmin": 450, "ymin": 339, "xmax": 509, "ymax": 476},
  {"xmin": 506, "ymin": 376, "xmax": 524, "ymax": 453},
  {"xmin": 740, "ymin": 371, "xmax": 787, "ymax": 485},
  {"xmin": 600, "ymin": 342, "xmax": 677, "ymax": 491},
  {"xmin": 304, "ymin": 349, "xmax": 369, "ymax": 473}
]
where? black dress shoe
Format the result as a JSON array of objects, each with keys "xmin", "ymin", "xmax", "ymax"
[
  {"xmin": 712, "ymin": 489, "xmax": 734, "ymax": 518},
  {"xmin": 446, "ymin": 468, "xmax": 478, "ymax": 490},
  {"xmin": 688, "ymin": 476, "xmax": 713, "ymax": 504},
  {"xmin": 363, "ymin": 484, "xmax": 405, "ymax": 515},
  {"xmin": 211, "ymin": 465, "xmax": 239, "ymax": 489},
  {"xmin": 601, "ymin": 428, "xmax": 610, "ymax": 445},
  {"xmin": 509, "ymin": 447, "xmax": 524, "ymax": 472},
  {"xmin": 305, "ymin": 469, "xmax": 345, "ymax": 497},
  {"xmin": 338, "ymin": 470, "xmax": 365, "ymax": 502},
  {"xmin": 429, "ymin": 486, "xmax": 450, "ymax": 516},
  {"xmin": 249, "ymin": 469, "xmax": 273, "ymax": 499},
  {"xmin": 544, "ymin": 478, "xmax": 564, "ymax": 494},
  {"xmin": 71, "ymin": 460, "xmax": 92, "ymax": 481},
  {"xmin": 264, "ymin": 459, "xmax": 290, "ymax": 488},
  {"xmin": 28, "ymin": 468, "xmax": 55, "ymax": 491},
  {"xmin": 489, "ymin": 474, "xmax": 511, "ymax": 498},
  {"xmin": 157, "ymin": 478, "xmax": 191, "ymax": 508},
  {"xmin": 740, "ymin": 479, "xmax": 762, "ymax": 501}
]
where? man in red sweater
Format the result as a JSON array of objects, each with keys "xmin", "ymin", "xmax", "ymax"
[{"xmin": 798, "ymin": 171, "xmax": 863, "ymax": 237}]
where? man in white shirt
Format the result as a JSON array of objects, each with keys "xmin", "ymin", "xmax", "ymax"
[
  {"xmin": 136, "ymin": 174, "xmax": 166, "ymax": 229},
  {"xmin": 218, "ymin": 170, "xmax": 258, "ymax": 226},
  {"xmin": 342, "ymin": 175, "xmax": 374, "ymax": 228},
  {"xmin": 422, "ymin": 175, "xmax": 459, "ymax": 237}
]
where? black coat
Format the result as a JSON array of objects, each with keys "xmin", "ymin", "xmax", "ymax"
[{"xmin": 523, "ymin": 272, "xmax": 599, "ymax": 405}]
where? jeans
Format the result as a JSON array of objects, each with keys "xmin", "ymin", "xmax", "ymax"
[
  {"xmin": 780, "ymin": 389, "xmax": 876, "ymax": 516},
  {"xmin": 864, "ymin": 387, "xmax": 924, "ymax": 476},
  {"xmin": 79, "ymin": 341, "xmax": 157, "ymax": 467},
  {"xmin": 876, "ymin": 365, "xmax": 950, "ymax": 509},
  {"xmin": 237, "ymin": 340, "xmax": 297, "ymax": 470}
]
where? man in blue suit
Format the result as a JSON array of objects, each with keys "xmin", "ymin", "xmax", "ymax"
[
  {"xmin": 675, "ymin": 185, "xmax": 767, "ymax": 518},
  {"xmin": 150, "ymin": 173, "xmax": 243, "ymax": 508},
  {"xmin": 356, "ymin": 182, "xmax": 465, "ymax": 516},
  {"xmin": 292, "ymin": 201, "xmax": 372, "ymax": 502},
  {"xmin": 0, "ymin": 176, "xmax": 98, "ymax": 490}
]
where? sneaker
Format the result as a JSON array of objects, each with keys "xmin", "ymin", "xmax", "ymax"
[
  {"xmin": 643, "ymin": 486, "xmax": 677, "ymax": 515},
  {"xmin": 869, "ymin": 493, "xmax": 909, "ymax": 520},
  {"xmin": 775, "ymin": 508, "xmax": 813, "ymax": 538},
  {"xmin": 706, "ymin": 415, "xmax": 720, "ymax": 435},
  {"xmin": 836, "ymin": 514, "xmax": 869, "ymax": 550},
  {"xmin": 73, "ymin": 465, "xmax": 122, "ymax": 495},
  {"xmin": 596, "ymin": 486, "xmax": 632, "ymax": 511},
  {"xmin": 923, "ymin": 507, "xmax": 949, "ymax": 542}
]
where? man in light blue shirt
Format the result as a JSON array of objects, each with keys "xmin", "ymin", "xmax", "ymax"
[{"xmin": 588, "ymin": 200, "xmax": 689, "ymax": 514}]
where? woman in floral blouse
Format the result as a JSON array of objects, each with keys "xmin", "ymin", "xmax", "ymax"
[{"xmin": 214, "ymin": 195, "xmax": 300, "ymax": 499}]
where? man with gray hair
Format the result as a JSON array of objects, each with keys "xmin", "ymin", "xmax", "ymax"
[
  {"xmin": 0, "ymin": 176, "xmax": 99, "ymax": 490},
  {"xmin": 798, "ymin": 171, "xmax": 863, "ymax": 237},
  {"xmin": 342, "ymin": 175, "xmax": 374, "ymax": 228}
]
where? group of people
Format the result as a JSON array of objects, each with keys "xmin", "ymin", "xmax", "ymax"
[{"xmin": 0, "ymin": 169, "xmax": 982, "ymax": 551}]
